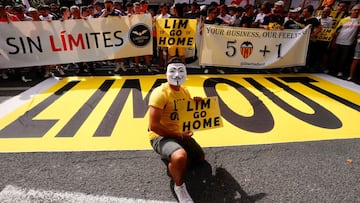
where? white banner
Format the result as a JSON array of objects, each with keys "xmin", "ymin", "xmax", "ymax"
[
  {"xmin": 0, "ymin": 14, "xmax": 153, "ymax": 69},
  {"xmin": 199, "ymin": 25, "xmax": 311, "ymax": 69}
]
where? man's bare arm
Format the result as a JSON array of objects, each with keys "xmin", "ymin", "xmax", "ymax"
[{"xmin": 149, "ymin": 106, "xmax": 193, "ymax": 140}]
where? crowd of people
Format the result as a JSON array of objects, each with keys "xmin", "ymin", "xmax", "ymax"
[{"xmin": 0, "ymin": 0, "xmax": 359, "ymax": 83}]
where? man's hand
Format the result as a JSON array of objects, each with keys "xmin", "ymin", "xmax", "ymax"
[
  {"xmin": 180, "ymin": 131, "xmax": 193, "ymax": 140},
  {"xmin": 193, "ymin": 96, "xmax": 203, "ymax": 102}
]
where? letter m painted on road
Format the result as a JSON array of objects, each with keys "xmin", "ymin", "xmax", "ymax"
[{"xmin": 93, "ymin": 79, "xmax": 166, "ymax": 137}]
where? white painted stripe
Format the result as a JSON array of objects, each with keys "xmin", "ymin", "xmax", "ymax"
[
  {"xmin": 0, "ymin": 185, "xmax": 176, "ymax": 203},
  {"xmin": 0, "ymin": 78, "xmax": 59, "ymax": 118},
  {"xmin": 314, "ymin": 73, "xmax": 360, "ymax": 94}
]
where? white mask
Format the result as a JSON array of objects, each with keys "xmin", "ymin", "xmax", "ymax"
[{"xmin": 166, "ymin": 63, "xmax": 187, "ymax": 86}]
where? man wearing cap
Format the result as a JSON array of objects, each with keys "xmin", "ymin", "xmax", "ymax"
[
  {"xmin": 13, "ymin": 5, "xmax": 32, "ymax": 21},
  {"xmin": 284, "ymin": 7, "xmax": 303, "ymax": 29},
  {"xmin": 262, "ymin": 0, "xmax": 285, "ymax": 29},
  {"xmin": 148, "ymin": 57, "xmax": 205, "ymax": 203}
]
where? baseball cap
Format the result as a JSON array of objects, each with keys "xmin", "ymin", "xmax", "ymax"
[
  {"xmin": 274, "ymin": 1, "xmax": 284, "ymax": 6},
  {"xmin": 28, "ymin": 7, "xmax": 38, "ymax": 12},
  {"xmin": 289, "ymin": 7, "xmax": 301, "ymax": 12}
]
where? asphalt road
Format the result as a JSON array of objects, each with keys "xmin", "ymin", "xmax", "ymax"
[
  {"xmin": 0, "ymin": 69, "xmax": 359, "ymax": 202},
  {"xmin": 0, "ymin": 139, "xmax": 359, "ymax": 202}
]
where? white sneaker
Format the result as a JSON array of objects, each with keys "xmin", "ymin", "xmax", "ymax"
[
  {"xmin": 203, "ymin": 69, "xmax": 208, "ymax": 74},
  {"xmin": 44, "ymin": 72, "xmax": 51, "ymax": 78},
  {"xmin": 1, "ymin": 72, "xmax": 8, "ymax": 79},
  {"xmin": 217, "ymin": 68, "xmax": 225, "ymax": 74},
  {"xmin": 114, "ymin": 62, "xmax": 121, "ymax": 72},
  {"xmin": 21, "ymin": 76, "xmax": 32, "ymax": 82},
  {"xmin": 58, "ymin": 68, "xmax": 65, "ymax": 75},
  {"xmin": 174, "ymin": 183, "xmax": 194, "ymax": 203},
  {"xmin": 120, "ymin": 62, "xmax": 127, "ymax": 72},
  {"xmin": 337, "ymin": 72, "xmax": 343, "ymax": 77}
]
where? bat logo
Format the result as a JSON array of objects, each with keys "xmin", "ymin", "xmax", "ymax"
[
  {"xmin": 129, "ymin": 24, "xmax": 151, "ymax": 47},
  {"xmin": 132, "ymin": 30, "xmax": 149, "ymax": 36}
]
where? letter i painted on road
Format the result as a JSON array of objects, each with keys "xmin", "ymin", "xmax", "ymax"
[{"xmin": 177, "ymin": 96, "xmax": 223, "ymax": 132}]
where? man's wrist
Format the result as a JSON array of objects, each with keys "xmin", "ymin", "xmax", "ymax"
[{"xmin": 179, "ymin": 132, "xmax": 183, "ymax": 140}]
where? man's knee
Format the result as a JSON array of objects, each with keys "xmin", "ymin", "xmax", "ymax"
[{"xmin": 170, "ymin": 148, "xmax": 187, "ymax": 163}]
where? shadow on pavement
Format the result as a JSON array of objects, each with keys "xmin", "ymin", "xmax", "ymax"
[{"xmin": 170, "ymin": 161, "xmax": 266, "ymax": 203}]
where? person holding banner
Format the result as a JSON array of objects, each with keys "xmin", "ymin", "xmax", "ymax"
[
  {"xmin": 168, "ymin": 3, "xmax": 186, "ymax": 63},
  {"xmin": 0, "ymin": 4, "xmax": 19, "ymax": 80},
  {"xmin": 148, "ymin": 57, "xmax": 205, "ymax": 203},
  {"xmin": 202, "ymin": 6, "xmax": 226, "ymax": 74},
  {"xmin": 316, "ymin": 6, "xmax": 333, "ymax": 73},
  {"xmin": 131, "ymin": 2, "xmax": 153, "ymax": 73},
  {"xmin": 155, "ymin": 3, "xmax": 171, "ymax": 71}
]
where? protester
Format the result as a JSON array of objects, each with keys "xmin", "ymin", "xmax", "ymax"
[
  {"xmin": 38, "ymin": 4, "xmax": 54, "ymax": 21},
  {"xmin": 184, "ymin": 2, "xmax": 200, "ymax": 19},
  {"xmin": 316, "ymin": 6, "xmax": 333, "ymax": 73},
  {"xmin": 167, "ymin": 3, "xmax": 186, "ymax": 64},
  {"xmin": 331, "ymin": 4, "xmax": 360, "ymax": 78},
  {"xmin": 240, "ymin": 4, "xmax": 255, "ymax": 28},
  {"xmin": 202, "ymin": 6, "xmax": 226, "ymax": 74},
  {"xmin": 261, "ymin": 0, "xmax": 285, "ymax": 30},
  {"xmin": 348, "ymin": 36, "xmax": 360, "ymax": 81},
  {"xmin": 13, "ymin": 5, "xmax": 32, "ymax": 21},
  {"xmin": 217, "ymin": 4, "xmax": 232, "ymax": 25},
  {"xmin": 131, "ymin": 1, "xmax": 153, "ymax": 73},
  {"xmin": 253, "ymin": 1, "xmax": 272, "ymax": 27},
  {"xmin": 148, "ymin": 57, "xmax": 205, "ymax": 203},
  {"xmin": 300, "ymin": 5, "xmax": 322, "ymax": 72},
  {"xmin": 28, "ymin": 7, "xmax": 41, "ymax": 21},
  {"xmin": 230, "ymin": 6, "xmax": 244, "ymax": 27},
  {"xmin": 155, "ymin": 3, "xmax": 171, "ymax": 70},
  {"xmin": 283, "ymin": 7, "xmax": 302, "ymax": 29},
  {"xmin": 0, "ymin": 4, "xmax": 19, "ymax": 80}
]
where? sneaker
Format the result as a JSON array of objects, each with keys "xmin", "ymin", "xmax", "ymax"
[
  {"xmin": 323, "ymin": 69, "xmax": 329, "ymax": 74},
  {"xmin": 293, "ymin": 67, "xmax": 299, "ymax": 73},
  {"xmin": 21, "ymin": 76, "xmax": 32, "ymax": 82},
  {"xmin": 135, "ymin": 65, "xmax": 140, "ymax": 73},
  {"xmin": 174, "ymin": 183, "xmax": 194, "ymax": 203},
  {"xmin": 118, "ymin": 62, "xmax": 127, "ymax": 72},
  {"xmin": 1, "ymin": 72, "xmax": 8, "ymax": 80},
  {"xmin": 347, "ymin": 76, "xmax": 352, "ymax": 81},
  {"xmin": 217, "ymin": 68, "xmax": 225, "ymax": 74},
  {"xmin": 114, "ymin": 62, "xmax": 121, "ymax": 72},
  {"xmin": 58, "ymin": 68, "xmax": 65, "ymax": 75},
  {"xmin": 44, "ymin": 72, "xmax": 51, "ymax": 78},
  {"xmin": 337, "ymin": 72, "xmax": 343, "ymax": 77},
  {"xmin": 147, "ymin": 66, "xmax": 153, "ymax": 73},
  {"xmin": 203, "ymin": 68, "xmax": 208, "ymax": 74}
]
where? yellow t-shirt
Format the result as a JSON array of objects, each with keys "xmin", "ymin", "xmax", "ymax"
[{"xmin": 148, "ymin": 83, "xmax": 191, "ymax": 141}]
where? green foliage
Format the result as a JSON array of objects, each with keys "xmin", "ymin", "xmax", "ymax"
[{"xmin": 29, "ymin": 0, "xmax": 45, "ymax": 8}]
